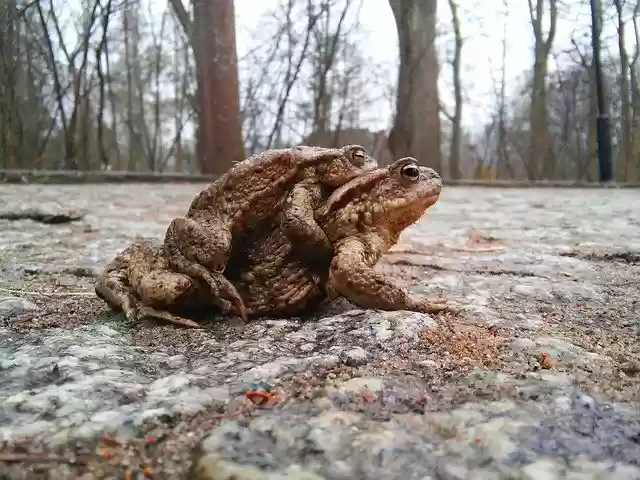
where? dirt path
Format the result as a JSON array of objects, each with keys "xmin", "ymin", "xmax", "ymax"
[{"xmin": 0, "ymin": 184, "xmax": 639, "ymax": 479}]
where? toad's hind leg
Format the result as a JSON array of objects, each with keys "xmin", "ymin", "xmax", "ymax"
[
  {"xmin": 163, "ymin": 216, "xmax": 247, "ymax": 322},
  {"xmin": 94, "ymin": 243, "xmax": 149, "ymax": 322},
  {"xmin": 137, "ymin": 305, "xmax": 201, "ymax": 329},
  {"xmin": 95, "ymin": 269, "xmax": 141, "ymax": 322}
]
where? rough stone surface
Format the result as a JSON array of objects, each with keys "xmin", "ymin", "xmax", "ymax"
[{"xmin": 0, "ymin": 183, "xmax": 639, "ymax": 479}]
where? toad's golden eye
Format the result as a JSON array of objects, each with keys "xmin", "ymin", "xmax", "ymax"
[
  {"xmin": 400, "ymin": 163, "xmax": 420, "ymax": 182},
  {"xmin": 351, "ymin": 149, "xmax": 365, "ymax": 165},
  {"xmin": 350, "ymin": 148, "xmax": 365, "ymax": 166}
]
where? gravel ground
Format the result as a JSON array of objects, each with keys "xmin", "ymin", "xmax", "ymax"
[{"xmin": 0, "ymin": 183, "xmax": 639, "ymax": 479}]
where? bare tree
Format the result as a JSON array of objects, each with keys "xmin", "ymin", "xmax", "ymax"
[
  {"xmin": 36, "ymin": 0, "xmax": 101, "ymax": 169},
  {"xmin": 496, "ymin": 0, "xmax": 512, "ymax": 179},
  {"xmin": 527, "ymin": 0, "xmax": 557, "ymax": 179},
  {"xmin": 170, "ymin": 0, "xmax": 244, "ymax": 174},
  {"xmin": 307, "ymin": 0, "xmax": 353, "ymax": 135},
  {"xmin": 123, "ymin": 3, "xmax": 142, "ymax": 170},
  {"xmin": 630, "ymin": 1, "xmax": 640, "ymax": 181},
  {"xmin": 614, "ymin": 0, "xmax": 633, "ymax": 180},
  {"xmin": 388, "ymin": 0, "xmax": 442, "ymax": 172},
  {"xmin": 445, "ymin": 0, "xmax": 463, "ymax": 180},
  {"xmin": 0, "ymin": 1, "xmax": 54, "ymax": 169}
]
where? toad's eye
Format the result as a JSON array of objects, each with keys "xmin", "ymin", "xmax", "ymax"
[
  {"xmin": 400, "ymin": 164, "xmax": 420, "ymax": 182},
  {"xmin": 351, "ymin": 149, "xmax": 365, "ymax": 165}
]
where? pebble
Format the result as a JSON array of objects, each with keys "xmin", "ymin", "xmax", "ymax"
[
  {"xmin": 0, "ymin": 296, "xmax": 38, "ymax": 320},
  {"xmin": 341, "ymin": 346, "xmax": 368, "ymax": 366}
]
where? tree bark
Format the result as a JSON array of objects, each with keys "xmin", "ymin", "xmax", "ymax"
[
  {"xmin": 496, "ymin": 0, "xmax": 512, "ymax": 179},
  {"xmin": 527, "ymin": 0, "xmax": 557, "ymax": 180},
  {"xmin": 388, "ymin": 0, "xmax": 442, "ymax": 173},
  {"xmin": 615, "ymin": 0, "xmax": 632, "ymax": 181},
  {"xmin": 447, "ymin": 0, "xmax": 462, "ymax": 180},
  {"xmin": 171, "ymin": 0, "xmax": 244, "ymax": 175},
  {"xmin": 192, "ymin": 0, "xmax": 244, "ymax": 175}
]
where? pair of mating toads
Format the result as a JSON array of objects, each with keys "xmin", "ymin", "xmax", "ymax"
[{"xmin": 95, "ymin": 144, "xmax": 454, "ymax": 329}]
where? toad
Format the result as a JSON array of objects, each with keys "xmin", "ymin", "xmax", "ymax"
[
  {"xmin": 227, "ymin": 156, "xmax": 449, "ymax": 316},
  {"xmin": 95, "ymin": 157, "xmax": 452, "ymax": 328},
  {"xmin": 162, "ymin": 144, "xmax": 378, "ymax": 323}
]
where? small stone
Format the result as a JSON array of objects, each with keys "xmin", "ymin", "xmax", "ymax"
[
  {"xmin": 418, "ymin": 359, "xmax": 438, "ymax": 369},
  {"xmin": 342, "ymin": 347, "xmax": 368, "ymax": 366},
  {"xmin": 313, "ymin": 397, "xmax": 332, "ymax": 410},
  {"xmin": 370, "ymin": 318, "xmax": 393, "ymax": 342},
  {"xmin": 437, "ymin": 462, "xmax": 470, "ymax": 479},
  {"xmin": 326, "ymin": 460, "xmax": 354, "ymax": 478},
  {"xmin": 620, "ymin": 361, "xmax": 640, "ymax": 376},
  {"xmin": 299, "ymin": 342, "xmax": 316, "ymax": 353},
  {"xmin": 338, "ymin": 377, "xmax": 384, "ymax": 395},
  {"xmin": 553, "ymin": 395, "xmax": 572, "ymax": 412},
  {"xmin": 520, "ymin": 459, "xmax": 562, "ymax": 480},
  {"xmin": 511, "ymin": 283, "xmax": 553, "ymax": 301},
  {"xmin": 0, "ymin": 296, "xmax": 38, "ymax": 320},
  {"xmin": 394, "ymin": 312, "xmax": 437, "ymax": 340}
]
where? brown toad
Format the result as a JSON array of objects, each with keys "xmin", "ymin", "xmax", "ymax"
[
  {"xmin": 227, "ymin": 156, "xmax": 449, "ymax": 315},
  {"xmin": 162, "ymin": 144, "xmax": 378, "ymax": 323},
  {"xmin": 95, "ymin": 157, "xmax": 451, "ymax": 328}
]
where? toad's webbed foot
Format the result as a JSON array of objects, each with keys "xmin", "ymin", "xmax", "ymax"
[
  {"xmin": 95, "ymin": 249, "xmax": 143, "ymax": 322},
  {"xmin": 137, "ymin": 305, "xmax": 202, "ymax": 329},
  {"xmin": 164, "ymin": 257, "xmax": 247, "ymax": 322},
  {"xmin": 95, "ymin": 272, "xmax": 141, "ymax": 322},
  {"xmin": 96, "ymin": 263, "xmax": 202, "ymax": 328},
  {"xmin": 164, "ymin": 216, "xmax": 248, "ymax": 323},
  {"xmin": 407, "ymin": 295, "xmax": 454, "ymax": 315}
]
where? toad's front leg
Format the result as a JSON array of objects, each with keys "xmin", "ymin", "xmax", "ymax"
[
  {"xmin": 328, "ymin": 238, "xmax": 450, "ymax": 314},
  {"xmin": 279, "ymin": 182, "xmax": 333, "ymax": 269},
  {"xmin": 163, "ymin": 215, "xmax": 247, "ymax": 322}
]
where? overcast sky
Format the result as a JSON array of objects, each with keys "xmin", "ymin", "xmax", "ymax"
[
  {"xmin": 235, "ymin": 0, "xmax": 624, "ymax": 131},
  {"xmin": 52, "ymin": 0, "xmax": 629, "ymax": 137}
]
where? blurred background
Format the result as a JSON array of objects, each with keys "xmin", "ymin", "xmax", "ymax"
[{"xmin": 0, "ymin": 0, "xmax": 636, "ymax": 181}]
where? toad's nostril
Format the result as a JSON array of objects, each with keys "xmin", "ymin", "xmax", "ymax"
[{"xmin": 424, "ymin": 168, "xmax": 441, "ymax": 180}]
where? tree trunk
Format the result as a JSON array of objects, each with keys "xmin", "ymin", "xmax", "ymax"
[
  {"xmin": 123, "ymin": 6, "xmax": 141, "ymax": 171},
  {"xmin": 615, "ymin": 0, "xmax": 632, "ymax": 181},
  {"xmin": 447, "ymin": 0, "xmax": 462, "ymax": 180},
  {"xmin": 586, "ymin": 65, "xmax": 599, "ymax": 181},
  {"xmin": 631, "ymin": 2, "xmax": 640, "ymax": 182},
  {"xmin": 192, "ymin": 0, "xmax": 244, "ymax": 175},
  {"xmin": 527, "ymin": 0, "xmax": 557, "ymax": 180},
  {"xmin": 496, "ymin": 0, "xmax": 511, "ymax": 179},
  {"xmin": 631, "ymin": 63, "xmax": 640, "ymax": 182},
  {"xmin": 388, "ymin": 0, "xmax": 442, "ymax": 173}
]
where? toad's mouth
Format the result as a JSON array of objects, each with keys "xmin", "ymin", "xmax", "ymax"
[
  {"xmin": 375, "ymin": 192, "xmax": 440, "ymax": 213},
  {"xmin": 422, "ymin": 192, "xmax": 441, "ymax": 206}
]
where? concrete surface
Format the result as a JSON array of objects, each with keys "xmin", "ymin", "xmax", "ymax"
[{"xmin": 0, "ymin": 184, "xmax": 639, "ymax": 479}]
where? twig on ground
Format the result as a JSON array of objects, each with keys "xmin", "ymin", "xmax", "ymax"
[
  {"xmin": 600, "ymin": 280, "xmax": 640, "ymax": 286},
  {"xmin": 0, "ymin": 287, "xmax": 95, "ymax": 298}
]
